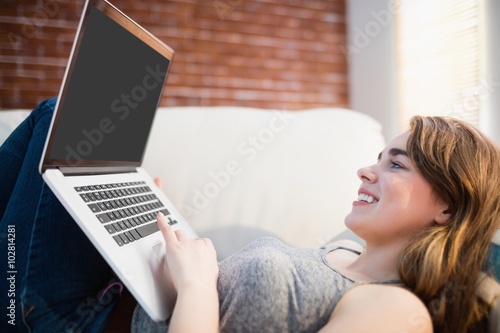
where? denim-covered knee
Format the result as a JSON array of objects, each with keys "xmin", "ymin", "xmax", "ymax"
[{"xmin": 31, "ymin": 97, "xmax": 57, "ymax": 121}]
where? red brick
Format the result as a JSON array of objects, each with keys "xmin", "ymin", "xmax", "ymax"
[{"xmin": 1, "ymin": 0, "xmax": 348, "ymax": 110}]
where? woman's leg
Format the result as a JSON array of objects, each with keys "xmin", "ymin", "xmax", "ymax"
[
  {"xmin": 0, "ymin": 98, "xmax": 120, "ymax": 333},
  {"xmin": 131, "ymin": 304, "xmax": 168, "ymax": 333}
]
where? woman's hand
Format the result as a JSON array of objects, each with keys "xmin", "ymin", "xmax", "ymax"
[
  {"xmin": 155, "ymin": 177, "xmax": 218, "ymax": 290},
  {"xmin": 157, "ymin": 212, "xmax": 220, "ymax": 333},
  {"xmin": 157, "ymin": 212, "xmax": 219, "ymax": 293}
]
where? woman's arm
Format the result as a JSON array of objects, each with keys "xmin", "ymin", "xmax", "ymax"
[
  {"xmin": 157, "ymin": 213, "xmax": 219, "ymax": 333},
  {"xmin": 318, "ymin": 284, "xmax": 433, "ymax": 333}
]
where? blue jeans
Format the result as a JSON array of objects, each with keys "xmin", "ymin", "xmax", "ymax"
[{"xmin": 0, "ymin": 98, "xmax": 119, "ymax": 333}]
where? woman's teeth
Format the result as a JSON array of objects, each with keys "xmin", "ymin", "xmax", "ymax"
[{"xmin": 358, "ymin": 193, "xmax": 378, "ymax": 203}]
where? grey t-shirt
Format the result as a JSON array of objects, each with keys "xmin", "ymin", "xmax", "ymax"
[{"xmin": 131, "ymin": 237, "xmax": 398, "ymax": 333}]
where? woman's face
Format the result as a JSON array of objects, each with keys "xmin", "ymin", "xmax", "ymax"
[{"xmin": 344, "ymin": 131, "xmax": 448, "ymax": 246}]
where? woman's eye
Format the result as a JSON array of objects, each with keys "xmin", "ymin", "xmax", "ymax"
[{"xmin": 391, "ymin": 161, "xmax": 403, "ymax": 169}]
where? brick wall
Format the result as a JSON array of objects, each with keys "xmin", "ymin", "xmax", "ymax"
[{"xmin": 0, "ymin": 0, "xmax": 348, "ymax": 110}]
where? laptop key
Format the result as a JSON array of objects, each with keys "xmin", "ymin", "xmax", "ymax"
[
  {"xmin": 80, "ymin": 193, "xmax": 90, "ymax": 202},
  {"xmin": 124, "ymin": 219, "xmax": 133, "ymax": 229},
  {"xmin": 123, "ymin": 231, "xmax": 135, "ymax": 243},
  {"xmin": 119, "ymin": 233, "xmax": 130, "ymax": 245},
  {"xmin": 129, "ymin": 229, "xmax": 141, "ymax": 240},
  {"xmin": 168, "ymin": 217, "xmax": 178, "ymax": 226},
  {"xmin": 97, "ymin": 213, "xmax": 111, "ymax": 223},
  {"xmin": 117, "ymin": 221, "xmax": 127, "ymax": 230},
  {"xmin": 113, "ymin": 235, "xmax": 124, "ymax": 246},
  {"xmin": 136, "ymin": 222, "xmax": 159, "ymax": 238},
  {"xmin": 88, "ymin": 203, "xmax": 101, "ymax": 213},
  {"xmin": 105, "ymin": 224, "xmax": 116, "ymax": 234}
]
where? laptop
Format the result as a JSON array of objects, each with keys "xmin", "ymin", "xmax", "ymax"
[{"xmin": 38, "ymin": 0, "xmax": 197, "ymax": 322}]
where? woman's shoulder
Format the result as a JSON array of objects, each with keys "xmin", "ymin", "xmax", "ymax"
[
  {"xmin": 343, "ymin": 283, "xmax": 428, "ymax": 308},
  {"xmin": 319, "ymin": 284, "xmax": 433, "ymax": 333}
]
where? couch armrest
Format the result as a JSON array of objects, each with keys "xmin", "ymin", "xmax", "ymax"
[{"xmin": 0, "ymin": 110, "xmax": 31, "ymax": 145}]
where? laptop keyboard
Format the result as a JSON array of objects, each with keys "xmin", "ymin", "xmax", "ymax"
[{"xmin": 75, "ymin": 181, "xmax": 177, "ymax": 247}]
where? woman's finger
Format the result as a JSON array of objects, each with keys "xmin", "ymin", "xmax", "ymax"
[
  {"xmin": 157, "ymin": 212, "xmax": 177, "ymax": 247},
  {"xmin": 154, "ymin": 177, "xmax": 163, "ymax": 189},
  {"xmin": 174, "ymin": 229, "xmax": 190, "ymax": 242}
]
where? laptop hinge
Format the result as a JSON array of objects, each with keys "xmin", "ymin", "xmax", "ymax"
[{"xmin": 58, "ymin": 166, "xmax": 137, "ymax": 176}]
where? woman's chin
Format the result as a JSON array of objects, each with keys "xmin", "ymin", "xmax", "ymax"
[
  {"xmin": 344, "ymin": 214, "xmax": 367, "ymax": 234},
  {"xmin": 343, "ymin": 214, "xmax": 356, "ymax": 230}
]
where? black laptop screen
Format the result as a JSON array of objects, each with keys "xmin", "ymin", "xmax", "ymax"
[{"xmin": 48, "ymin": 5, "xmax": 170, "ymax": 165}]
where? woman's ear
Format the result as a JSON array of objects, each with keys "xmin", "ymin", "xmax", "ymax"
[{"xmin": 435, "ymin": 208, "xmax": 451, "ymax": 225}]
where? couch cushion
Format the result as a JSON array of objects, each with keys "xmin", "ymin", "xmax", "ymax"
[{"xmin": 143, "ymin": 106, "xmax": 385, "ymax": 248}]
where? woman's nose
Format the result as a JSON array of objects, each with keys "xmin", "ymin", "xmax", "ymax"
[{"xmin": 357, "ymin": 165, "xmax": 377, "ymax": 183}]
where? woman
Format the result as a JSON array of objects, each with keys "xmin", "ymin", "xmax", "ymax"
[
  {"xmin": 1, "ymin": 98, "xmax": 499, "ymax": 333},
  {"xmin": 137, "ymin": 114, "xmax": 499, "ymax": 333}
]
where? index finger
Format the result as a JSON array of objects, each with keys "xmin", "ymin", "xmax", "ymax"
[
  {"xmin": 157, "ymin": 212, "xmax": 177, "ymax": 247},
  {"xmin": 154, "ymin": 177, "xmax": 163, "ymax": 189}
]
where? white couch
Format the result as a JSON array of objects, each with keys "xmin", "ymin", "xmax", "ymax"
[{"xmin": 0, "ymin": 105, "xmax": 385, "ymax": 257}]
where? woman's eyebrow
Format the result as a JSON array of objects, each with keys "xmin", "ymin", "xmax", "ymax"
[{"xmin": 377, "ymin": 148, "xmax": 408, "ymax": 162}]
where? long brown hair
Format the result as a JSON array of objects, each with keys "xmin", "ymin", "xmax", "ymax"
[{"xmin": 398, "ymin": 116, "xmax": 500, "ymax": 333}]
